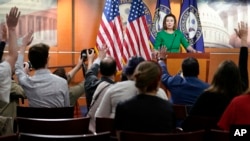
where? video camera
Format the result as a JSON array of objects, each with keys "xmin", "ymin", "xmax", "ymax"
[{"xmin": 81, "ymin": 48, "xmax": 95, "ymax": 61}]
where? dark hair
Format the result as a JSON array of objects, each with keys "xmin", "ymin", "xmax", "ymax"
[
  {"xmin": 120, "ymin": 72, "xmax": 128, "ymax": 81},
  {"xmin": 124, "ymin": 56, "xmax": 145, "ymax": 76},
  {"xmin": 100, "ymin": 57, "xmax": 117, "ymax": 76},
  {"xmin": 207, "ymin": 60, "xmax": 243, "ymax": 98},
  {"xmin": 182, "ymin": 57, "xmax": 199, "ymax": 77},
  {"xmin": 162, "ymin": 13, "xmax": 177, "ymax": 30},
  {"xmin": 134, "ymin": 61, "xmax": 162, "ymax": 93},
  {"xmin": 53, "ymin": 67, "xmax": 67, "ymax": 80},
  {"xmin": 28, "ymin": 43, "xmax": 49, "ymax": 69}
]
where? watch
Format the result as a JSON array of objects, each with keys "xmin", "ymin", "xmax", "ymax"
[{"xmin": 158, "ymin": 57, "xmax": 166, "ymax": 61}]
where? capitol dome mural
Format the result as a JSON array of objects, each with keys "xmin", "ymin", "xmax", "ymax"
[{"xmin": 198, "ymin": 3, "xmax": 232, "ymax": 48}]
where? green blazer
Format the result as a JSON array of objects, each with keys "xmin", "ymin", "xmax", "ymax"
[{"xmin": 154, "ymin": 30, "xmax": 189, "ymax": 53}]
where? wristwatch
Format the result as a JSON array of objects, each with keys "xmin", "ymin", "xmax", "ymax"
[{"xmin": 158, "ymin": 57, "xmax": 166, "ymax": 61}]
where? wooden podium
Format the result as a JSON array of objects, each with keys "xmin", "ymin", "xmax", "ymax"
[{"xmin": 164, "ymin": 53, "xmax": 210, "ymax": 83}]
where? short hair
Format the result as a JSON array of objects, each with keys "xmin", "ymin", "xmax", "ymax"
[
  {"xmin": 182, "ymin": 57, "xmax": 199, "ymax": 77},
  {"xmin": 124, "ymin": 56, "xmax": 145, "ymax": 76},
  {"xmin": 134, "ymin": 61, "xmax": 162, "ymax": 93},
  {"xmin": 53, "ymin": 67, "xmax": 67, "ymax": 80},
  {"xmin": 100, "ymin": 57, "xmax": 117, "ymax": 76},
  {"xmin": 120, "ymin": 72, "xmax": 128, "ymax": 81},
  {"xmin": 162, "ymin": 13, "xmax": 177, "ymax": 30},
  {"xmin": 207, "ymin": 60, "xmax": 243, "ymax": 98},
  {"xmin": 28, "ymin": 43, "xmax": 49, "ymax": 69}
]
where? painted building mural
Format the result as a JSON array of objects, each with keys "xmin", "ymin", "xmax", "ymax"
[
  {"xmin": 197, "ymin": 0, "xmax": 249, "ymax": 48},
  {"xmin": 0, "ymin": 0, "xmax": 57, "ymax": 46}
]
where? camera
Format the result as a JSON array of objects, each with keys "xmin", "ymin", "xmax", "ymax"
[{"xmin": 81, "ymin": 48, "xmax": 94, "ymax": 61}]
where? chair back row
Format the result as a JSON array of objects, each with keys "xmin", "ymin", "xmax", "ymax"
[
  {"xmin": 118, "ymin": 130, "xmax": 205, "ymax": 141},
  {"xmin": 16, "ymin": 117, "xmax": 90, "ymax": 135},
  {"xmin": 118, "ymin": 129, "xmax": 230, "ymax": 141},
  {"xmin": 18, "ymin": 132, "xmax": 111, "ymax": 141},
  {"xmin": 0, "ymin": 129, "xmax": 229, "ymax": 141},
  {"xmin": 16, "ymin": 106, "xmax": 74, "ymax": 119},
  {"xmin": 182, "ymin": 115, "xmax": 219, "ymax": 131},
  {"xmin": 0, "ymin": 132, "xmax": 111, "ymax": 141},
  {"xmin": 172, "ymin": 104, "xmax": 189, "ymax": 120}
]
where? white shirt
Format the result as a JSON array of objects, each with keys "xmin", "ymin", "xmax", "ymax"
[
  {"xmin": 0, "ymin": 61, "xmax": 11, "ymax": 103},
  {"xmin": 95, "ymin": 80, "xmax": 168, "ymax": 118},
  {"xmin": 15, "ymin": 54, "xmax": 70, "ymax": 107}
]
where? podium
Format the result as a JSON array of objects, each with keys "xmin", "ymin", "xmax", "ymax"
[{"xmin": 164, "ymin": 53, "xmax": 210, "ymax": 83}]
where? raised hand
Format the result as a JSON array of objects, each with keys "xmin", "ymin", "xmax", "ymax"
[
  {"xmin": 87, "ymin": 48, "xmax": 95, "ymax": 62},
  {"xmin": 235, "ymin": 21, "xmax": 248, "ymax": 46},
  {"xmin": 235, "ymin": 22, "xmax": 248, "ymax": 38},
  {"xmin": 6, "ymin": 7, "xmax": 20, "ymax": 29},
  {"xmin": 98, "ymin": 44, "xmax": 108, "ymax": 60},
  {"xmin": 22, "ymin": 30, "xmax": 34, "ymax": 46},
  {"xmin": 158, "ymin": 46, "xmax": 167, "ymax": 60}
]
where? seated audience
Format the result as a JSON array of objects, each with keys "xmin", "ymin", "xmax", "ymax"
[
  {"xmin": 0, "ymin": 7, "xmax": 20, "ymax": 135},
  {"xmin": 15, "ymin": 33, "xmax": 70, "ymax": 107},
  {"xmin": 115, "ymin": 61, "xmax": 175, "ymax": 133},
  {"xmin": 182, "ymin": 21, "xmax": 248, "ymax": 131},
  {"xmin": 1, "ymin": 26, "xmax": 26, "ymax": 118},
  {"xmin": 187, "ymin": 61, "xmax": 244, "ymax": 118},
  {"xmin": 217, "ymin": 22, "xmax": 249, "ymax": 131},
  {"xmin": 84, "ymin": 46, "xmax": 115, "ymax": 111},
  {"xmin": 181, "ymin": 60, "xmax": 243, "ymax": 130},
  {"xmin": 85, "ymin": 46, "xmax": 117, "ymax": 132},
  {"xmin": 158, "ymin": 48, "xmax": 209, "ymax": 106},
  {"xmin": 95, "ymin": 56, "xmax": 168, "ymax": 119}
]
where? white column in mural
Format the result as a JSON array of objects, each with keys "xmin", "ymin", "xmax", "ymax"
[
  {"xmin": 237, "ymin": 5, "xmax": 244, "ymax": 23},
  {"xmin": 227, "ymin": 11, "xmax": 234, "ymax": 36},
  {"xmin": 248, "ymin": 3, "xmax": 250, "ymax": 28},
  {"xmin": 241, "ymin": 4, "xmax": 248, "ymax": 24}
]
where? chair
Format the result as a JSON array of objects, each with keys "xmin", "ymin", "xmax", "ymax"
[
  {"xmin": 118, "ymin": 130, "xmax": 206, "ymax": 141},
  {"xmin": 206, "ymin": 129, "xmax": 229, "ymax": 141},
  {"xmin": 172, "ymin": 104, "xmax": 188, "ymax": 120},
  {"xmin": 19, "ymin": 132, "xmax": 111, "ymax": 141},
  {"xmin": 182, "ymin": 115, "xmax": 219, "ymax": 131},
  {"xmin": 96, "ymin": 117, "xmax": 116, "ymax": 136},
  {"xmin": 0, "ymin": 134, "xmax": 18, "ymax": 141},
  {"xmin": 16, "ymin": 106, "xmax": 74, "ymax": 119},
  {"xmin": 96, "ymin": 117, "xmax": 117, "ymax": 141},
  {"xmin": 16, "ymin": 117, "xmax": 90, "ymax": 135}
]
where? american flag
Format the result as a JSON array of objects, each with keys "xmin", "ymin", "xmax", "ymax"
[
  {"xmin": 123, "ymin": 0, "xmax": 151, "ymax": 62},
  {"xmin": 96, "ymin": 0, "xmax": 124, "ymax": 70}
]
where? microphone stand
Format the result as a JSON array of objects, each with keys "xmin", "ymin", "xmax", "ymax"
[{"xmin": 168, "ymin": 33, "xmax": 176, "ymax": 53}]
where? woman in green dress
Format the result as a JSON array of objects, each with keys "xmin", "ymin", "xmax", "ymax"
[{"xmin": 154, "ymin": 13, "xmax": 197, "ymax": 53}]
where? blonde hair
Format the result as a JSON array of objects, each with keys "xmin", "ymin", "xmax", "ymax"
[{"xmin": 134, "ymin": 61, "xmax": 162, "ymax": 93}]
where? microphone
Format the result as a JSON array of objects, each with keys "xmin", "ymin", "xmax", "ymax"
[{"xmin": 169, "ymin": 33, "xmax": 176, "ymax": 53}]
